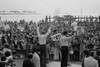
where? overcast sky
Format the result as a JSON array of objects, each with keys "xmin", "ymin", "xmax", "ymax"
[{"xmin": 0, "ymin": 0, "xmax": 100, "ymax": 16}]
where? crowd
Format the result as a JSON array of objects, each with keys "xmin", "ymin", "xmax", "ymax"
[{"xmin": 0, "ymin": 15, "xmax": 100, "ymax": 67}]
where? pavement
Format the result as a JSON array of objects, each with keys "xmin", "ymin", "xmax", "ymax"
[
  {"xmin": 47, "ymin": 61, "xmax": 81, "ymax": 67},
  {"xmin": 13, "ymin": 59, "xmax": 81, "ymax": 67}
]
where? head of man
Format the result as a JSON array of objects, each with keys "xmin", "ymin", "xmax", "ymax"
[
  {"xmin": 62, "ymin": 31, "xmax": 68, "ymax": 36},
  {"xmin": 5, "ymin": 51, "xmax": 11, "ymax": 57},
  {"xmin": 27, "ymin": 53, "xmax": 33, "ymax": 60},
  {"xmin": 1, "ymin": 56, "xmax": 6, "ymax": 61},
  {"xmin": 89, "ymin": 51, "xmax": 94, "ymax": 57},
  {"xmin": 32, "ymin": 47, "xmax": 37, "ymax": 53},
  {"xmin": 40, "ymin": 28, "xmax": 46, "ymax": 34}
]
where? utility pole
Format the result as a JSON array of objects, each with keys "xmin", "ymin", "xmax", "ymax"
[{"xmin": 80, "ymin": 8, "xmax": 82, "ymax": 21}]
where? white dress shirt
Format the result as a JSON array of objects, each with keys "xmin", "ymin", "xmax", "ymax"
[
  {"xmin": 32, "ymin": 52, "xmax": 40, "ymax": 67},
  {"xmin": 84, "ymin": 56, "xmax": 98, "ymax": 67},
  {"xmin": 60, "ymin": 36, "xmax": 72, "ymax": 47}
]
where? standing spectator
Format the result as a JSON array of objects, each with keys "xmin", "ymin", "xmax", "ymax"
[
  {"xmin": 32, "ymin": 47, "xmax": 40, "ymax": 67},
  {"xmin": 22, "ymin": 53, "xmax": 34, "ymax": 67},
  {"xmin": 36, "ymin": 23, "xmax": 52, "ymax": 67},
  {"xmin": 84, "ymin": 51, "xmax": 98, "ymax": 67},
  {"xmin": 59, "ymin": 31, "xmax": 76, "ymax": 67}
]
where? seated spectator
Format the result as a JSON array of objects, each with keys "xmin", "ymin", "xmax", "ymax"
[
  {"xmin": 22, "ymin": 53, "xmax": 34, "ymax": 67},
  {"xmin": 32, "ymin": 47, "xmax": 40, "ymax": 67}
]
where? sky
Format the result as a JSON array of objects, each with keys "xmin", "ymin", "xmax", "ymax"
[{"xmin": 0, "ymin": 0, "xmax": 100, "ymax": 16}]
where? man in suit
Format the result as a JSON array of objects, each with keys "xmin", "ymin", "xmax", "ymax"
[
  {"xmin": 95, "ymin": 51, "xmax": 100, "ymax": 67},
  {"xmin": 84, "ymin": 51, "xmax": 98, "ymax": 67},
  {"xmin": 22, "ymin": 53, "xmax": 34, "ymax": 67}
]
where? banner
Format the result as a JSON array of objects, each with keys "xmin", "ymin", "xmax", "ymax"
[{"xmin": 51, "ymin": 33, "xmax": 62, "ymax": 41}]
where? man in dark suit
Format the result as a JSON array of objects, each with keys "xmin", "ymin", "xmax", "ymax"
[{"xmin": 22, "ymin": 53, "xmax": 34, "ymax": 67}]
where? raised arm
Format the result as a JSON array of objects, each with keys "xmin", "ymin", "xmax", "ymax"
[
  {"xmin": 45, "ymin": 24, "xmax": 54, "ymax": 36},
  {"xmin": 46, "ymin": 26, "xmax": 51, "ymax": 36}
]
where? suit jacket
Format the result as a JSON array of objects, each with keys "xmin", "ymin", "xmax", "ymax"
[
  {"xmin": 96, "ymin": 56, "xmax": 100, "ymax": 67},
  {"xmin": 84, "ymin": 56, "xmax": 98, "ymax": 67},
  {"xmin": 22, "ymin": 58, "xmax": 34, "ymax": 67}
]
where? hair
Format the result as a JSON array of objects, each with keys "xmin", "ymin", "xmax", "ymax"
[
  {"xmin": 89, "ymin": 51, "xmax": 94, "ymax": 57},
  {"xmin": 84, "ymin": 50, "xmax": 90, "ymax": 57},
  {"xmin": 97, "ymin": 51, "xmax": 100, "ymax": 56},
  {"xmin": 63, "ymin": 31, "xmax": 68, "ymax": 35},
  {"xmin": 27, "ymin": 53, "xmax": 33, "ymax": 59},
  {"xmin": 5, "ymin": 51, "xmax": 11, "ymax": 57},
  {"xmin": 41, "ymin": 31, "xmax": 46, "ymax": 34},
  {"xmin": 4, "ymin": 43, "xmax": 9, "ymax": 48},
  {"xmin": 32, "ymin": 47, "xmax": 37, "ymax": 53},
  {"xmin": 1, "ymin": 56, "xmax": 6, "ymax": 61}
]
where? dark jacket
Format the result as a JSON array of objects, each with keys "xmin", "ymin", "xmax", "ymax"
[
  {"xmin": 95, "ymin": 56, "xmax": 100, "ymax": 67},
  {"xmin": 22, "ymin": 58, "xmax": 34, "ymax": 67},
  {"xmin": 0, "ymin": 62, "xmax": 6, "ymax": 67}
]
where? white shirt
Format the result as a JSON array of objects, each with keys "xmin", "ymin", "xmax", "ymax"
[
  {"xmin": 37, "ymin": 27, "xmax": 51, "ymax": 45},
  {"xmin": 84, "ymin": 56, "xmax": 98, "ymax": 67},
  {"xmin": 32, "ymin": 52, "xmax": 40, "ymax": 67},
  {"xmin": 60, "ymin": 36, "xmax": 71, "ymax": 46}
]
